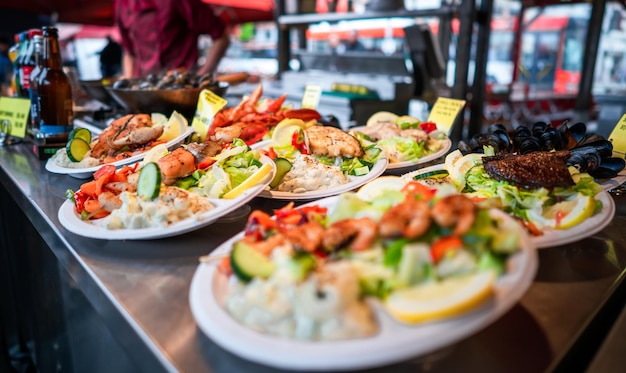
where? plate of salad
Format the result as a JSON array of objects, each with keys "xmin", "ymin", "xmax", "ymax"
[
  {"xmin": 190, "ymin": 185, "xmax": 537, "ymax": 371},
  {"xmin": 402, "ymin": 152, "xmax": 616, "ymax": 248},
  {"xmin": 252, "ymin": 119, "xmax": 389, "ymax": 200},
  {"xmin": 348, "ymin": 111, "xmax": 452, "ymax": 173},
  {"xmin": 59, "ymin": 140, "xmax": 275, "ymax": 240},
  {"xmin": 46, "ymin": 112, "xmax": 195, "ymax": 179}
]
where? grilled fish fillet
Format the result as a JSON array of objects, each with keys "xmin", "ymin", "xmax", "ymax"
[
  {"xmin": 305, "ymin": 126, "xmax": 364, "ymax": 158},
  {"xmin": 482, "ymin": 150, "xmax": 574, "ymax": 188}
]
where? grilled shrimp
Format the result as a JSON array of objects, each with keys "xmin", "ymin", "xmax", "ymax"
[
  {"xmin": 98, "ymin": 191, "xmax": 122, "ymax": 212},
  {"xmin": 432, "ymin": 195, "xmax": 476, "ymax": 235},
  {"xmin": 379, "ymin": 198, "xmax": 432, "ymax": 239},
  {"xmin": 283, "ymin": 221, "xmax": 326, "ymax": 252},
  {"xmin": 323, "ymin": 218, "xmax": 378, "ymax": 252}
]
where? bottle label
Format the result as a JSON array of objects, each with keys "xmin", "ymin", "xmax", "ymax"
[
  {"xmin": 20, "ymin": 66, "xmax": 34, "ymax": 90},
  {"xmin": 40, "ymin": 124, "xmax": 73, "ymax": 135}
]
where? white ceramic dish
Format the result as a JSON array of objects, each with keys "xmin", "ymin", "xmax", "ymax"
[
  {"xmin": 57, "ymin": 156, "xmax": 275, "ymax": 240},
  {"xmin": 45, "ymin": 127, "xmax": 195, "ymax": 179},
  {"xmin": 189, "ymin": 195, "xmax": 538, "ymax": 371},
  {"xmin": 257, "ymin": 157, "xmax": 388, "ymax": 200},
  {"xmin": 402, "ymin": 164, "xmax": 616, "ymax": 249},
  {"xmin": 348, "ymin": 125, "xmax": 452, "ymax": 173}
]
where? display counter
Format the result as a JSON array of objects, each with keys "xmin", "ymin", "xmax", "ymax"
[{"xmin": 1, "ymin": 142, "xmax": 626, "ymax": 372}]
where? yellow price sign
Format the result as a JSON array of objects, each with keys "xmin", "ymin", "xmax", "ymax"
[
  {"xmin": 608, "ymin": 114, "xmax": 626, "ymax": 159},
  {"xmin": 0, "ymin": 97, "xmax": 31, "ymax": 139},
  {"xmin": 191, "ymin": 89, "xmax": 228, "ymax": 142},
  {"xmin": 302, "ymin": 85, "xmax": 322, "ymax": 110},
  {"xmin": 427, "ymin": 97, "xmax": 466, "ymax": 135}
]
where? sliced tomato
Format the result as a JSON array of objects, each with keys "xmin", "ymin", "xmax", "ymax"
[
  {"xmin": 402, "ymin": 181, "xmax": 435, "ymax": 201},
  {"xmin": 430, "ymin": 236, "xmax": 464, "ymax": 263},
  {"xmin": 419, "ymin": 121, "xmax": 437, "ymax": 133},
  {"xmin": 93, "ymin": 165, "xmax": 116, "ymax": 180}
]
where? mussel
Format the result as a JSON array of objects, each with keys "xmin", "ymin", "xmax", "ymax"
[
  {"xmin": 539, "ymin": 127, "xmax": 563, "ymax": 151},
  {"xmin": 588, "ymin": 157, "xmax": 626, "ymax": 179},
  {"xmin": 558, "ymin": 121, "xmax": 587, "ymax": 149}
]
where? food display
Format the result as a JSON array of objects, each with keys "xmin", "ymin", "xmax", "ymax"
[
  {"xmin": 207, "ymin": 85, "xmax": 322, "ymax": 145},
  {"xmin": 402, "ymin": 145, "xmax": 615, "ymax": 247},
  {"xmin": 190, "ymin": 181, "xmax": 537, "ymax": 369},
  {"xmin": 254, "ymin": 118, "xmax": 388, "ymax": 199},
  {"xmin": 47, "ymin": 112, "xmax": 194, "ymax": 178},
  {"xmin": 349, "ymin": 111, "xmax": 452, "ymax": 171}
]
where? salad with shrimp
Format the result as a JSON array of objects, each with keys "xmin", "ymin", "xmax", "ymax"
[{"xmin": 216, "ymin": 180, "xmax": 530, "ymax": 340}]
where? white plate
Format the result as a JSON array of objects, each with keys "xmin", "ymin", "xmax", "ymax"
[
  {"xmin": 57, "ymin": 156, "xmax": 275, "ymax": 240},
  {"xmin": 257, "ymin": 157, "xmax": 388, "ymax": 200},
  {"xmin": 597, "ymin": 169, "xmax": 626, "ymax": 191},
  {"xmin": 45, "ymin": 127, "xmax": 195, "ymax": 179},
  {"xmin": 189, "ymin": 196, "xmax": 538, "ymax": 371},
  {"xmin": 348, "ymin": 126, "xmax": 452, "ymax": 173},
  {"xmin": 403, "ymin": 164, "xmax": 616, "ymax": 249}
]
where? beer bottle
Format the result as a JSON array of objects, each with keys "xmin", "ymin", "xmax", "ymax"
[
  {"xmin": 37, "ymin": 26, "xmax": 73, "ymax": 142},
  {"xmin": 28, "ymin": 34, "xmax": 44, "ymax": 139},
  {"xmin": 8, "ymin": 33, "xmax": 21, "ymax": 96},
  {"xmin": 19, "ymin": 29, "xmax": 41, "ymax": 98},
  {"xmin": 12, "ymin": 32, "xmax": 27, "ymax": 97}
]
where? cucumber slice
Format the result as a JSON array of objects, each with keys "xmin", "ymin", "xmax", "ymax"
[
  {"xmin": 269, "ymin": 158, "xmax": 292, "ymax": 189},
  {"xmin": 66, "ymin": 138, "xmax": 91, "ymax": 162},
  {"xmin": 230, "ymin": 240, "xmax": 276, "ymax": 282},
  {"xmin": 413, "ymin": 169, "xmax": 449, "ymax": 180},
  {"xmin": 287, "ymin": 251, "xmax": 316, "ymax": 281},
  {"xmin": 69, "ymin": 127, "xmax": 92, "ymax": 144},
  {"xmin": 353, "ymin": 166, "xmax": 370, "ymax": 176},
  {"xmin": 137, "ymin": 162, "xmax": 162, "ymax": 200}
]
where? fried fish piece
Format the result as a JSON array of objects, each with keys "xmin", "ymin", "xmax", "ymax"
[
  {"xmin": 305, "ymin": 125, "xmax": 364, "ymax": 158},
  {"xmin": 482, "ymin": 150, "xmax": 574, "ymax": 189}
]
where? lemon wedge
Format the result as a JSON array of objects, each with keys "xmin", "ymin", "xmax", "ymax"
[
  {"xmin": 356, "ymin": 176, "xmax": 407, "ymax": 201},
  {"xmin": 271, "ymin": 118, "xmax": 307, "ymax": 148},
  {"xmin": 366, "ymin": 111, "xmax": 398, "ymax": 127},
  {"xmin": 158, "ymin": 111, "xmax": 188, "ymax": 142},
  {"xmin": 395, "ymin": 115, "xmax": 421, "ymax": 126},
  {"xmin": 384, "ymin": 271, "xmax": 496, "ymax": 324},
  {"xmin": 526, "ymin": 194, "xmax": 596, "ymax": 230},
  {"xmin": 222, "ymin": 163, "xmax": 274, "ymax": 200},
  {"xmin": 142, "ymin": 143, "xmax": 170, "ymax": 164},
  {"xmin": 447, "ymin": 153, "xmax": 483, "ymax": 189},
  {"xmin": 151, "ymin": 112, "xmax": 168, "ymax": 127},
  {"xmin": 444, "ymin": 149, "xmax": 464, "ymax": 172}
]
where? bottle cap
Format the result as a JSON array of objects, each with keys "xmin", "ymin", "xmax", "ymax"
[
  {"xmin": 42, "ymin": 26, "xmax": 59, "ymax": 38},
  {"xmin": 28, "ymin": 28, "xmax": 42, "ymax": 38}
]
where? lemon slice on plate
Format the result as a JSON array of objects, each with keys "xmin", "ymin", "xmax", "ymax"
[
  {"xmin": 444, "ymin": 149, "xmax": 464, "ymax": 172},
  {"xmin": 271, "ymin": 118, "xmax": 308, "ymax": 147},
  {"xmin": 222, "ymin": 163, "xmax": 274, "ymax": 200},
  {"xmin": 384, "ymin": 270, "xmax": 496, "ymax": 324},
  {"xmin": 356, "ymin": 176, "xmax": 407, "ymax": 201},
  {"xmin": 151, "ymin": 112, "xmax": 168, "ymax": 127},
  {"xmin": 366, "ymin": 111, "xmax": 398, "ymax": 127},
  {"xmin": 448, "ymin": 153, "xmax": 484, "ymax": 189},
  {"xmin": 158, "ymin": 111, "xmax": 188, "ymax": 142},
  {"xmin": 142, "ymin": 143, "xmax": 170, "ymax": 164},
  {"xmin": 526, "ymin": 194, "xmax": 596, "ymax": 230}
]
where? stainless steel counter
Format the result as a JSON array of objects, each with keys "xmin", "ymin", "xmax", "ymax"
[{"xmin": 1, "ymin": 142, "xmax": 626, "ymax": 373}]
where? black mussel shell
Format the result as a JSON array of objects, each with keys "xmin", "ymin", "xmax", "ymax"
[
  {"xmin": 531, "ymin": 121, "xmax": 548, "ymax": 138},
  {"xmin": 488, "ymin": 123, "xmax": 508, "ymax": 134},
  {"xmin": 138, "ymin": 81, "xmax": 155, "ymax": 90},
  {"xmin": 589, "ymin": 157, "xmax": 626, "ymax": 179},
  {"xmin": 539, "ymin": 127, "xmax": 563, "ymax": 150},
  {"xmin": 572, "ymin": 139, "xmax": 613, "ymax": 158},
  {"xmin": 577, "ymin": 134, "xmax": 605, "ymax": 147},
  {"xmin": 514, "ymin": 125, "xmax": 531, "ymax": 138},
  {"xmin": 469, "ymin": 133, "xmax": 509, "ymax": 153},
  {"xmin": 112, "ymin": 78, "xmax": 131, "ymax": 89},
  {"xmin": 146, "ymin": 74, "xmax": 159, "ymax": 86},
  {"xmin": 566, "ymin": 150, "xmax": 602, "ymax": 173},
  {"xmin": 491, "ymin": 129, "xmax": 512, "ymax": 152},
  {"xmin": 519, "ymin": 136, "xmax": 541, "ymax": 154},
  {"xmin": 559, "ymin": 121, "xmax": 587, "ymax": 149}
]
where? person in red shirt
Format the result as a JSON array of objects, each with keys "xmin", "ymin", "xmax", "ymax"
[{"xmin": 115, "ymin": 0, "xmax": 230, "ymax": 78}]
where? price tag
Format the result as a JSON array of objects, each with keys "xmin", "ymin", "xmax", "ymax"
[
  {"xmin": 191, "ymin": 89, "xmax": 228, "ymax": 142},
  {"xmin": 426, "ymin": 97, "xmax": 466, "ymax": 135},
  {"xmin": 608, "ymin": 114, "xmax": 626, "ymax": 158},
  {"xmin": 0, "ymin": 97, "xmax": 30, "ymax": 139},
  {"xmin": 302, "ymin": 85, "xmax": 322, "ymax": 110}
]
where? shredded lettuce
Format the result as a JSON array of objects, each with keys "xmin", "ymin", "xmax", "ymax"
[{"xmin": 377, "ymin": 137, "xmax": 425, "ymax": 162}]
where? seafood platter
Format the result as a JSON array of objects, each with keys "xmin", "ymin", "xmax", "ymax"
[{"xmin": 45, "ymin": 84, "xmax": 626, "ymax": 369}]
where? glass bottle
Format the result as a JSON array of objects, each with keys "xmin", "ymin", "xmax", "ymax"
[
  {"xmin": 18, "ymin": 29, "xmax": 41, "ymax": 98},
  {"xmin": 8, "ymin": 33, "xmax": 21, "ymax": 96},
  {"xmin": 28, "ymin": 34, "xmax": 44, "ymax": 140},
  {"xmin": 12, "ymin": 31, "xmax": 27, "ymax": 97},
  {"xmin": 36, "ymin": 26, "xmax": 73, "ymax": 144}
]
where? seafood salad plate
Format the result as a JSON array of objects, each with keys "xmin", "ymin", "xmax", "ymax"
[
  {"xmin": 46, "ymin": 113, "xmax": 195, "ymax": 179},
  {"xmin": 252, "ymin": 119, "xmax": 389, "ymax": 200},
  {"xmin": 403, "ymin": 158, "xmax": 615, "ymax": 249},
  {"xmin": 190, "ymin": 188, "xmax": 538, "ymax": 371},
  {"xmin": 58, "ymin": 146, "xmax": 276, "ymax": 240},
  {"xmin": 348, "ymin": 111, "xmax": 452, "ymax": 173}
]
